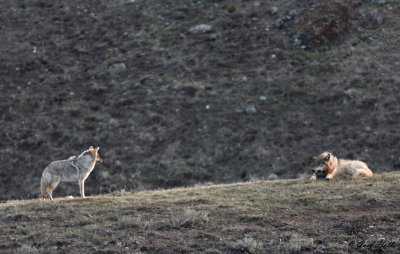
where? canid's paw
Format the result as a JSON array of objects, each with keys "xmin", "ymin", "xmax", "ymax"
[
  {"xmin": 325, "ymin": 175, "xmax": 333, "ymax": 180},
  {"xmin": 310, "ymin": 175, "xmax": 317, "ymax": 181}
]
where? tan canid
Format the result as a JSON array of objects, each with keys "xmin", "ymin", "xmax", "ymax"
[
  {"xmin": 41, "ymin": 146, "xmax": 103, "ymax": 200},
  {"xmin": 310, "ymin": 152, "xmax": 373, "ymax": 181}
]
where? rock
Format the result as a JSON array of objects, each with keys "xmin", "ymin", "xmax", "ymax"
[
  {"xmin": 208, "ymin": 33, "xmax": 219, "ymax": 41},
  {"xmin": 372, "ymin": 0, "xmax": 385, "ymax": 5},
  {"xmin": 199, "ymin": 85, "xmax": 213, "ymax": 91},
  {"xmin": 100, "ymin": 171, "xmax": 109, "ymax": 180},
  {"xmin": 204, "ymin": 85, "xmax": 213, "ymax": 91},
  {"xmin": 270, "ymin": 6, "xmax": 278, "ymax": 15},
  {"xmin": 235, "ymin": 108, "xmax": 244, "ymax": 114},
  {"xmin": 245, "ymin": 105, "xmax": 257, "ymax": 115},
  {"xmin": 171, "ymin": 84, "xmax": 180, "ymax": 90},
  {"xmin": 107, "ymin": 63, "xmax": 126, "ymax": 75},
  {"xmin": 154, "ymin": 47, "xmax": 166, "ymax": 53},
  {"xmin": 273, "ymin": 18, "xmax": 284, "ymax": 29},
  {"xmin": 268, "ymin": 173, "xmax": 279, "ymax": 180},
  {"xmin": 344, "ymin": 88, "xmax": 361, "ymax": 97},
  {"xmin": 188, "ymin": 24, "xmax": 212, "ymax": 34}
]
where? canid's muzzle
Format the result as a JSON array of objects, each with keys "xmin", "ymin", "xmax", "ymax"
[
  {"xmin": 312, "ymin": 168, "xmax": 321, "ymax": 174},
  {"xmin": 312, "ymin": 165, "xmax": 324, "ymax": 174}
]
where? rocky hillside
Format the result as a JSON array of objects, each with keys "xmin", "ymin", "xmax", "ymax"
[{"xmin": 1, "ymin": 0, "xmax": 400, "ymax": 200}]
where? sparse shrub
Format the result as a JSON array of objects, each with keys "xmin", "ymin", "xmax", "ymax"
[
  {"xmin": 173, "ymin": 11, "xmax": 185, "ymax": 20},
  {"xmin": 17, "ymin": 0, "xmax": 26, "ymax": 9},
  {"xmin": 227, "ymin": 5, "xmax": 236, "ymax": 13},
  {"xmin": 169, "ymin": 209, "xmax": 209, "ymax": 228},
  {"xmin": 231, "ymin": 237, "xmax": 264, "ymax": 254},
  {"xmin": 70, "ymin": 217, "xmax": 93, "ymax": 227},
  {"xmin": 116, "ymin": 216, "xmax": 142, "ymax": 229},
  {"xmin": 293, "ymin": 1, "xmax": 355, "ymax": 49},
  {"xmin": 17, "ymin": 226, "xmax": 30, "ymax": 236},
  {"xmin": 283, "ymin": 233, "xmax": 314, "ymax": 254},
  {"xmin": 358, "ymin": 8, "xmax": 385, "ymax": 27},
  {"xmin": 73, "ymin": 43, "xmax": 87, "ymax": 53},
  {"xmin": 350, "ymin": 37, "xmax": 361, "ymax": 46},
  {"xmin": 13, "ymin": 244, "xmax": 39, "ymax": 254}
]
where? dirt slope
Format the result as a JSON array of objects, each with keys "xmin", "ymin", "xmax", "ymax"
[{"xmin": 1, "ymin": 0, "xmax": 400, "ymax": 200}]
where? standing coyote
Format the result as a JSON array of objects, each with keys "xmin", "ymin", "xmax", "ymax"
[
  {"xmin": 310, "ymin": 152, "xmax": 373, "ymax": 181},
  {"xmin": 41, "ymin": 146, "xmax": 103, "ymax": 200}
]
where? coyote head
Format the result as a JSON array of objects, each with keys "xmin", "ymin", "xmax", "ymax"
[
  {"xmin": 79, "ymin": 146, "xmax": 103, "ymax": 164},
  {"xmin": 89, "ymin": 146, "xmax": 103, "ymax": 163},
  {"xmin": 312, "ymin": 152, "xmax": 333, "ymax": 175}
]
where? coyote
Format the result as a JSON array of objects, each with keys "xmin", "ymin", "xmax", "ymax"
[
  {"xmin": 41, "ymin": 146, "xmax": 103, "ymax": 200},
  {"xmin": 310, "ymin": 152, "xmax": 373, "ymax": 181}
]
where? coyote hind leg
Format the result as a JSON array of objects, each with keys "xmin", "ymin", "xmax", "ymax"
[
  {"xmin": 42, "ymin": 184, "xmax": 51, "ymax": 199},
  {"xmin": 41, "ymin": 177, "xmax": 51, "ymax": 199},
  {"xmin": 47, "ymin": 180, "xmax": 60, "ymax": 201},
  {"xmin": 41, "ymin": 177, "xmax": 60, "ymax": 201},
  {"xmin": 354, "ymin": 170, "xmax": 373, "ymax": 178}
]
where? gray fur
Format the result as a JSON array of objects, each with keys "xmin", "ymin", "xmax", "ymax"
[{"xmin": 40, "ymin": 146, "xmax": 102, "ymax": 200}]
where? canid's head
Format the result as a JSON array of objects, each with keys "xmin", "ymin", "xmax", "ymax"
[
  {"xmin": 312, "ymin": 152, "xmax": 333, "ymax": 175},
  {"xmin": 90, "ymin": 146, "xmax": 103, "ymax": 163},
  {"xmin": 79, "ymin": 146, "xmax": 103, "ymax": 163}
]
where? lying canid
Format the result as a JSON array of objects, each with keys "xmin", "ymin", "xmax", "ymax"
[{"xmin": 310, "ymin": 152, "xmax": 373, "ymax": 181}]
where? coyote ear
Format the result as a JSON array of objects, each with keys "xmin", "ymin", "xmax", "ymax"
[
  {"xmin": 325, "ymin": 154, "xmax": 330, "ymax": 161},
  {"xmin": 89, "ymin": 146, "xmax": 94, "ymax": 150}
]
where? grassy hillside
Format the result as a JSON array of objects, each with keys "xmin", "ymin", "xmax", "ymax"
[
  {"xmin": 1, "ymin": 0, "xmax": 400, "ymax": 200},
  {"xmin": 1, "ymin": 173, "xmax": 400, "ymax": 253}
]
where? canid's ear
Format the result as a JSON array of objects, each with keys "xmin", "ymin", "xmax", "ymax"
[
  {"xmin": 325, "ymin": 154, "xmax": 330, "ymax": 161},
  {"xmin": 89, "ymin": 146, "xmax": 94, "ymax": 150}
]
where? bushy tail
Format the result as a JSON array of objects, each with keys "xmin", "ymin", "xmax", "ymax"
[{"xmin": 40, "ymin": 177, "xmax": 50, "ymax": 198}]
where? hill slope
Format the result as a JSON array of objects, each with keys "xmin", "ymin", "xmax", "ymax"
[
  {"xmin": 1, "ymin": 0, "xmax": 400, "ymax": 200},
  {"xmin": 1, "ymin": 173, "xmax": 400, "ymax": 253}
]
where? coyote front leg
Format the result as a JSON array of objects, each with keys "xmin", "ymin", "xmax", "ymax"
[
  {"xmin": 79, "ymin": 180, "xmax": 86, "ymax": 198},
  {"xmin": 325, "ymin": 170, "xmax": 337, "ymax": 180}
]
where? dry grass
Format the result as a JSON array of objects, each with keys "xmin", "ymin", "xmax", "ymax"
[
  {"xmin": 1, "ymin": 173, "xmax": 400, "ymax": 253},
  {"xmin": 281, "ymin": 232, "xmax": 314, "ymax": 253},
  {"xmin": 168, "ymin": 209, "xmax": 209, "ymax": 228},
  {"xmin": 231, "ymin": 237, "xmax": 264, "ymax": 254}
]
